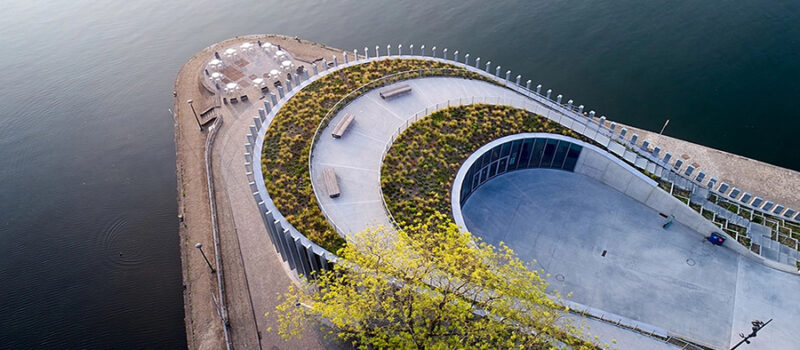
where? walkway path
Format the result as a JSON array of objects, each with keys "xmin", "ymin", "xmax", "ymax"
[{"xmin": 310, "ymin": 77, "xmax": 521, "ymax": 235}]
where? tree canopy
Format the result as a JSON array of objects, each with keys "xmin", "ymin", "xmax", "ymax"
[{"xmin": 274, "ymin": 213, "xmax": 602, "ymax": 349}]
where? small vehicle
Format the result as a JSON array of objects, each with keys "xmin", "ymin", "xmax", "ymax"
[{"xmin": 708, "ymin": 232, "xmax": 725, "ymax": 246}]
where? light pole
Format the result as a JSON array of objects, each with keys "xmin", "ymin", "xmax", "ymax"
[
  {"xmin": 186, "ymin": 99, "xmax": 202, "ymax": 131},
  {"xmin": 195, "ymin": 242, "xmax": 215, "ymax": 274},
  {"xmin": 730, "ymin": 319, "xmax": 772, "ymax": 349}
]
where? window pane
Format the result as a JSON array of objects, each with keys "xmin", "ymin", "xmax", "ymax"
[
  {"xmin": 563, "ymin": 144, "xmax": 582, "ymax": 171},
  {"xmin": 490, "ymin": 145, "xmax": 502, "ymax": 163},
  {"xmin": 488, "ymin": 161, "xmax": 497, "ymax": 178},
  {"xmin": 540, "ymin": 139, "xmax": 558, "ymax": 167},
  {"xmin": 500, "ymin": 142, "xmax": 511, "ymax": 158},
  {"xmin": 519, "ymin": 139, "xmax": 533, "ymax": 168},
  {"xmin": 552, "ymin": 141, "xmax": 570, "ymax": 169},
  {"xmin": 497, "ymin": 157, "xmax": 508, "ymax": 175},
  {"xmin": 508, "ymin": 140, "xmax": 523, "ymax": 170},
  {"xmin": 480, "ymin": 151, "xmax": 491, "ymax": 168},
  {"xmin": 529, "ymin": 138, "xmax": 547, "ymax": 168},
  {"xmin": 481, "ymin": 167, "xmax": 489, "ymax": 184}
]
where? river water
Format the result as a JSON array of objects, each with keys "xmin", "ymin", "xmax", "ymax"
[{"xmin": 0, "ymin": 0, "xmax": 797, "ymax": 348}]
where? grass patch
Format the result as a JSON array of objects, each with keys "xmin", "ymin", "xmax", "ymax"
[
  {"xmin": 262, "ymin": 59, "xmax": 487, "ymax": 251},
  {"xmin": 382, "ymin": 104, "xmax": 589, "ymax": 228}
]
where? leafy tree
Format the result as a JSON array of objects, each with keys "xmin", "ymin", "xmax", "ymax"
[{"xmin": 274, "ymin": 213, "xmax": 600, "ymax": 349}]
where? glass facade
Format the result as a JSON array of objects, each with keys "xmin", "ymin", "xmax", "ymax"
[{"xmin": 460, "ymin": 137, "xmax": 583, "ymax": 206}]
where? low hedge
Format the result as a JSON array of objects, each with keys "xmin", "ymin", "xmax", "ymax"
[
  {"xmin": 262, "ymin": 59, "xmax": 488, "ymax": 252},
  {"xmin": 381, "ymin": 104, "xmax": 590, "ymax": 229}
]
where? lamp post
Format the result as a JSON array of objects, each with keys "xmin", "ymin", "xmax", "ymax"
[
  {"xmin": 186, "ymin": 99, "xmax": 202, "ymax": 131},
  {"xmin": 194, "ymin": 242, "xmax": 215, "ymax": 274},
  {"xmin": 730, "ymin": 319, "xmax": 772, "ymax": 349}
]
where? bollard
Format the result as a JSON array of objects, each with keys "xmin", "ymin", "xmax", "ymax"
[
  {"xmin": 546, "ymin": 89, "xmax": 552, "ymax": 99},
  {"xmin": 364, "ymin": 47, "xmax": 369, "ymax": 59},
  {"xmin": 485, "ymin": 61, "xmax": 491, "ymax": 72},
  {"xmin": 599, "ymin": 116, "xmax": 606, "ymax": 126},
  {"xmin": 475, "ymin": 57, "xmax": 481, "ymax": 69},
  {"xmin": 270, "ymin": 93, "xmax": 277, "ymax": 106},
  {"xmin": 556, "ymin": 94, "xmax": 563, "ymax": 104},
  {"xmin": 630, "ymin": 134, "xmax": 639, "ymax": 145},
  {"xmin": 641, "ymin": 140, "xmax": 650, "ymax": 150},
  {"xmin": 536, "ymin": 84, "xmax": 542, "ymax": 94},
  {"xmin": 609, "ymin": 122, "xmax": 616, "ymax": 131},
  {"xmin": 387, "ymin": 44, "xmax": 391, "ymax": 56},
  {"xmin": 277, "ymin": 86, "xmax": 285, "ymax": 99},
  {"xmin": 353, "ymin": 49, "xmax": 358, "ymax": 61},
  {"xmin": 333, "ymin": 55, "xmax": 338, "ymax": 67},
  {"xmin": 578, "ymin": 105, "xmax": 584, "ymax": 113},
  {"xmin": 409, "ymin": 44, "xmax": 414, "ymax": 55},
  {"xmin": 653, "ymin": 146, "xmax": 661, "ymax": 157},
  {"xmin": 312, "ymin": 63, "xmax": 318, "ymax": 75},
  {"xmin": 322, "ymin": 58, "xmax": 328, "ymax": 71},
  {"xmin": 454, "ymin": 50, "xmax": 459, "ymax": 62},
  {"xmin": 495, "ymin": 66, "xmax": 502, "ymax": 77},
  {"xmin": 516, "ymin": 75, "xmax": 522, "ymax": 86},
  {"xmin": 505, "ymin": 70, "xmax": 512, "ymax": 81},
  {"xmin": 620, "ymin": 127, "xmax": 627, "ymax": 139},
  {"xmin": 567, "ymin": 99, "xmax": 573, "ymax": 109},
  {"xmin": 294, "ymin": 73, "xmax": 300, "ymax": 87},
  {"xmin": 375, "ymin": 45, "xmax": 380, "ymax": 57},
  {"xmin": 398, "ymin": 44, "xmax": 402, "ymax": 55},
  {"xmin": 285, "ymin": 79, "xmax": 292, "ymax": 91},
  {"xmin": 421, "ymin": 45, "xmax": 425, "ymax": 56},
  {"xmin": 258, "ymin": 108, "xmax": 266, "ymax": 122},
  {"xmin": 432, "ymin": 46, "xmax": 437, "ymax": 58},
  {"xmin": 263, "ymin": 101, "xmax": 271, "ymax": 114},
  {"xmin": 343, "ymin": 51, "xmax": 348, "ymax": 64},
  {"xmin": 588, "ymin": 111, "xmax": 596, "ymax": 119},
  {"xmin": 464, "ymin": 53, "xmax": 470, "ymax": 65},
  {"xmin": 526, "ymin": 80, "xmax": 531, "ymax": 90},
  {"xmin": 443, "ymin": 48, "xmax": 448, "ymax": 60}
]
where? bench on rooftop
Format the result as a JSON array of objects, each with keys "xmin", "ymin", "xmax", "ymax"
[
  {"xmin": 323, "ymin": 168, "xmax": 340, "ymax": 198},
  {"xmin": 331, "ymin": 114, "xmax": 355, "ymax": 138},
  {"xmin": 379, "ymin": 84, "xmax": 412, "ymax": 99}
]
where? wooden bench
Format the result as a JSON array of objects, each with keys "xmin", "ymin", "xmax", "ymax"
[
  {"xmin": 331, "ymin": 114, "xmax": 355, "ymax": 138},
  {"xmin": 379, "ymin": 84, "xmax": 412, "ymax": 99},
  {"xmin": 323, "ymin": 168, "xmax": 340, "ymax": 198}
]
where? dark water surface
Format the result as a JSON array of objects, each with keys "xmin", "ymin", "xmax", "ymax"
[{"xmin": 0, "ymin": 0, "xmax": 797, "ymax": 348}]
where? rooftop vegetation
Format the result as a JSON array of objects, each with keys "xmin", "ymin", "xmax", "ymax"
[
  {"xmin": 262, "ymin": 58, "xmax": 488, "ymax": 251},
  {"xmin": 381, "ymin": 104, "xmax": 589, "ymax": 229}
]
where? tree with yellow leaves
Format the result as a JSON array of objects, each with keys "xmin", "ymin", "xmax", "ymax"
[{"xmin": 275, "ymin": 213, "xmax": 601, "ymax": 349}]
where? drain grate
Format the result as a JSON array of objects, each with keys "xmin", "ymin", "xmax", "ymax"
[
  {"xmin": 555, "ymin": 274, "xmax": 565, "ymax": 282},
  {"xmin": 686, "ymin": 258, "xmax": 696, "ymax": 266}
]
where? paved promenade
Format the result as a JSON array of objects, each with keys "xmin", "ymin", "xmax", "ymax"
[
  {"xmin": 311, "ymin": 77, "xmax": 520, "ymax": 236},
  {"xmin": 462, "ymin": 169, "xmax": 800, "ymax": 349}
]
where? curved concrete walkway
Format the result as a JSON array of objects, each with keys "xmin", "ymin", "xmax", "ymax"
[
  {"xmin": 310, "ymin": 77, "xmax": 521, "ymax": 235},
  {"xmin": 309, "ymin": 76, "xmax": 800, "ymax": 349}
]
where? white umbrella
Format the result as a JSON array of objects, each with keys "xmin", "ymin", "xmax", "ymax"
[
  {"xmin": 253, "ymin": 78, "xmax": 264, "ymax": 86},
  {"xmin": 269, "ymin": 69, "xmax": 280, "ymax": 78},
  {"xmin": 261, "ymin": 42, "xmax": 274, "ymax": 50},
  {"xmin": 240, "ymin": 42, "xmax": 253, "ymax": 49},
  {"xmin": 226, "ymin": 82, "xmax": 238, "ymax": 89},
  {"xmin": 211, "ymin": 72, "xmax": 223, "ymax": 80},
  {"xmin": 209, "ymin": 59, "xmax": 221, "ymax": 65},
  {"xmin": 281, "ymin": 60, "xmax": 293, "ymax": 70}
]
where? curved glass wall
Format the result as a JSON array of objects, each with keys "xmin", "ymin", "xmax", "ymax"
[{"xmin": 459, "ymin": 136, "xmax": 583, "ymax": 206}]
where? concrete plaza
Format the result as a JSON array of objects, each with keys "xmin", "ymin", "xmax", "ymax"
[{"xmin": 462, "ymin": 169, "xmax": 800, "ymax": 349}]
